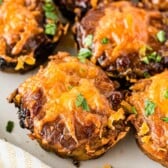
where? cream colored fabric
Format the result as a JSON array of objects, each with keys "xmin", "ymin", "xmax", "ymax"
[{"xmin": 0, "ymin": 139, "xmax": 50, "ymax": 168}]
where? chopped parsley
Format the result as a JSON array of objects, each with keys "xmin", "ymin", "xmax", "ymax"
[
  {"xmin": 145, "ymin": 99, "xmax": 156, "ymax": 116},
  {"xmin": 75, "ymin": 94, "xmax": 90, "ymax": 111},
  {"xmin": 45, "ymin": 23, "xmax": 57, "ymax": 36},
  {"xmin": 0, "ymin": 0, "xmax": 2, "ymax": 5},
  {"xmin": 84, "ymin": 34, "xmax": 93, "ymax": 47},
  {"xmin": 141, "ymin": 51, "xmax": 162, "ymax": 64},
  {"xmin": 141, "ymin": 57, "xmax": 149, "ymax": 64},
  {"xmin": 163, "ymin": 89, "xmax": 168, "ymax": 99},
  {"xmin": 101, "ymin": 37, "xmax": 109, "ymax": 44},
  {"xmin": 6, "ymin": 121, "xmax": 14, "ymax": 133},
  {"xmin": 131, "ymin": 106, "xmax": 137, "ymax": 114},
  {"xmin": 161, "ymin": 117, "xmax": 168, "ymax": 123},
  {"xmin": 45, "ymin": 12, "xmax": 58, "ymax": 20},
  {"xmin": 156, "ymin": 30, "xmax": 166, "ymax": 43},
  {"xmin": 78, "ymin": 48, "xmax": 92, "ymax": 62},
  {"xmin": 43, "ymin": 0, "xmax": 58, "ymax": 36}
]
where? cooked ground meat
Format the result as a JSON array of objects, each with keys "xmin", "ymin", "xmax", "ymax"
[
  {"xmin": 76, "ymin": 1, "xmax": 168, "ymax": 81},
  {"xmin": 0, "ymin": 0, "xmax": 66, "ymax": 72},
  {"xmin": 127, "ymin": 70, "xmax": 168, "ymax": 167},
  {"xmin": 9, "ymin": 52, "xmax": 129, "ymax": 161}
]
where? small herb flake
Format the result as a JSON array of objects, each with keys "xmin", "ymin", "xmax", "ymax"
[
  {"xmin": 75, "ymin": 94, "xmax": 90, "ymax": 111},
  {"xmin": 6, "ymin": 121, "xmax": 14, "ymax": 133},
  {"xmin": 161, "ymin": 117, "xmax": 168, "ymax": 123},
  {"xmin": 141, "ymin": 57, "xmax": 149, "ymax": 64},
  {"xmin": 78, "ymin": 48, "xmax": 92, "ymax": 62},
  {"xmin": 84, "ymin": 34, "xmax": 93, "ymax": 47},
  {"xmin": 163, "ymin": 89, "xmax": 168, "ymax": 99},
  {"xmin": 131, "ymin": 106, "xmax": 137, "ymax": 114},
  {"xmin": 45, "ymin": 12, "xmax": 58, "ymax": 21},
  {"xmin": 101, "ymin": 37, "xmax": 109, "ymax": 44},
  {"xmin": 145, "ymin": 99, "xmax": 156, "ymax": 116},
  {"xmin": 0, "ymin": 0, "xmax": 2, "ymax": 5},
  {"xmin": 157, "ymin": 30, "xmax": 166, "ymax": 43},
  {"xmin": 45, "ymin": 23, "xmax": 57, "ymax": 35}
]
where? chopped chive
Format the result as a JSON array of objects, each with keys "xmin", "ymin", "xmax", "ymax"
[
  {"xmin": 148, "ymin": 51, "xmax": 157, "ymax": 61},
  {"xmin": 84, "ymin": 34, "xmax": 93, "ymax": 47},
  {"xmin": 75, "ymin": 94, "xmax": 90, "ymax": 111},
  {"xmin": 78, "ymin": 48, "xmax": 92, "ymax": 62},
  {"xmin": 45, "ymin": 12, "xmax": 58, "ymax": 20},
  {"xmin": 45, "ymin": 23, "xmax": 57, "ymax": 35},
  {"xmin": 6, "ymin": 121, "xmax": 14, "ymax": 133},
  {"xmin": 156, "ymin": 30, "xmax": 166, "ymax": 43},
  {"xmin": 43, "ymin": 3, "xmax": 55, "ymax": 12},
  {"xmin": 141, "ymin": 57, "xmax": 149, "ymax": 64},
  {"xmin": 156, "ymin": 55, "xmax": 162, "ymax": 63},
  {"xmin": 145, "ymin": 99, "xmax": 156, "ymax": 116},
  {"xmin": 161, "ymin": 117, "xmax": 168, "ymax": 122},
  {"xmin": 163, "ymin": 89, "xmax": 168, "ymax": 99},
  {"xmin": 101, "ymin": 37, "xmax": 109, "ymax": 44}
]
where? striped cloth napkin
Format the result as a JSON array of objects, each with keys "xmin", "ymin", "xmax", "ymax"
[{"xmin": 0, "ymin": 139, "xmax": 50, "ymax": 168}]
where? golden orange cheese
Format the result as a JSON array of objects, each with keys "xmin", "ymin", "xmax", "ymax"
[
  {"xmin": 129, "ymin": 70, "xmax": 168, "ymax": 167},
  {"xmin": 91, "ymin": 1, "xmax": 161, "ymax": 64},
  {"xmin": 0, "ymin": 0, "xmax": 42, "ymax": 59}
]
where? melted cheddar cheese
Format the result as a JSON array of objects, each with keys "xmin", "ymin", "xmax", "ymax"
[
  {"xmin": 0, "ymin": 0, "xmax": 43, "ymax": 56},
  {"xmin": 91, "ymin": 1, "xmax": 160, "ymax": 64},
  {"xmin": 129, "ymin": 70, "xmax": 168, "ymax": 167}
]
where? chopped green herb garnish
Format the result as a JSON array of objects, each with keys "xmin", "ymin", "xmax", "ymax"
[
  {"xmin": 78, "ymin": 48, "xmax": 92, "ymax": 62},
  {"xmin": 45, "ymin": 12, "xmax": 58, "ymax": 20},
  {"xmin": 145, "ymin": 99, "xmax": 156, "ymax": 116},
  {"xmin": 43, "ymin": 0, "xmax": 58, "ymax": 36},
  {"xmin": 141, "ymin": 51, "xmax": 162, "ymax": 64},
  {"xmin": 75, "ymin": 94, "xmax": 90, "ymax": 111},
  {"xmin": 157, "ymin": 30, "xmax": 166, "ymax": 43},
  {"xmin": 141, "ymin": 57, "xmax": 149, "ymax": 64},
  {"xmin": 6, "ymin": 121, "xmax": 14, "ymax": 133},
  {"xmin": 0, "ymin": 0, "xmax": 2, "ymax": 5},
  {"xmin": 131, "ymin": 106, "xmax": 137, "ymax": 114},
  {"xmin": 143, "ymin": 72, "xmax": 151, "ymax": 78},
  {"xmin": 45, "ymin": 0, "xmax": 53, "ymax": 3},
  {"xmin": 45, "ymin": 23, "xmax": 57, "ymax": 35},
  {"xmin": 43, "ymin": 3, "xmax": 55, "ymax": 12},
  {"xmin": 156, "ymin": 55, "xmax": 162, "ymax": 63},
  {"xmin": 139, "ymin": 45, "xmax": 152, "ymax": 57},
  {"xmin": 161, "ymin": 117, "xmax": 168, "ymax": 122},
  {"xmin": 163, "ymin": 89, "xmax": 168, "ymax": 99},
  {"xmin": 101, "ymin": 37, "xmax": 109, "ymax": 44},
  {"xmin": 148, "ymin": 51, "xmax": 157, "ymax": 61},
  {"xmin": 84, "ymin": 34, "xmax": 93, "ymax": 47}
]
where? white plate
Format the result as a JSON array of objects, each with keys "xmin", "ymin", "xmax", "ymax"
[{"xmin": 0, "ymin": 32, "xmax": 164, "ymax": 168}]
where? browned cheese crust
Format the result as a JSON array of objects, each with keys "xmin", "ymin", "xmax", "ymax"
[
  {"xmin": 0, "ymin": 0, "xmax": 65, "ymax": 72},
  {"xmin": 9, "ymin": 52, "xmax": 129, "ymax": 160},
  {"xmin": 128, "ymin": 70, "xmax": 168, "ymax": 167},
  {"xmin": 76, "ymin": 1, "xmax": 168, "ymax": 80}
]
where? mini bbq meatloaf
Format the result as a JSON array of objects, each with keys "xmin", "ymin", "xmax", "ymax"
[
  {"xmin": 128, "ymin": 70, "xmax": 168, "ymax": 167},
  {"xmin": 0, "ymin": 0, "xmax": 65, "ymax": 72},
  {"xmin": 9, "ymin": 52, "xmax": 129, "ymax": 160},
  {"xmin": 76, "ymin": 1, "xmax": 168, "ymax": 80}
]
